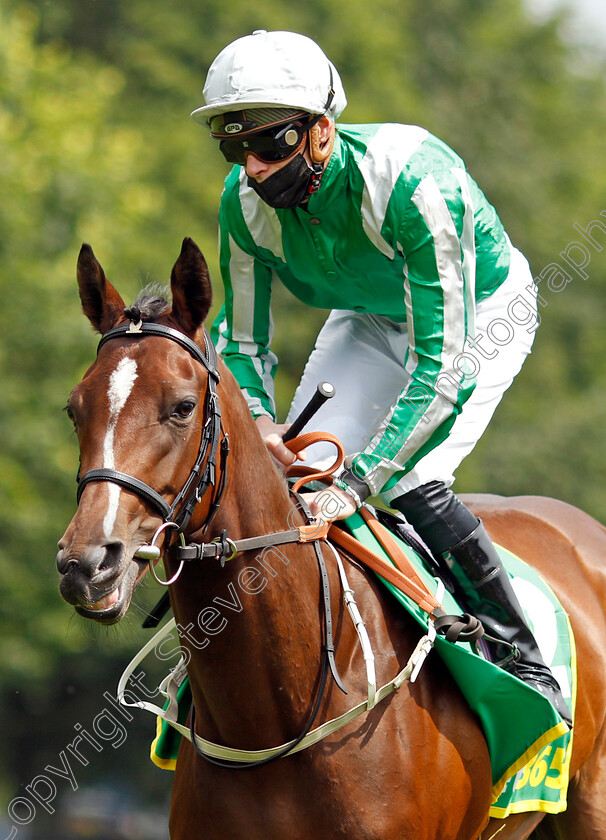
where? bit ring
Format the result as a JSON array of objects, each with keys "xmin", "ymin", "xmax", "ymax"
[{"xmin": 147, "ymin": 522, "xmax": 186, "ymax": 586}]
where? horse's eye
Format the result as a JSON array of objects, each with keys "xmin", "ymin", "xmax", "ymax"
[
  {"xmin": 172, "ymin": 400, "xmax": 196, "ymax": 420},
  {"xmin": 64, "ymin": 404, "xmax": 76, "ymax": 426}
]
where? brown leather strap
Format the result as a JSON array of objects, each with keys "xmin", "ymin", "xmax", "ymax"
[
  {"xmin": 358, "ymin": 508, "xmax": 440, "ymax": 608},
  {"xmin": 285, "ymin": 432, "xmax": 344, "ymax": 493},
  {"xmin": 284, "ymin": 433, "xmax": 440, "ymax": 616},
  {"xmin": 328, "ymin": 525, "xmax": 441, "ymax": 615},
  {"xmin": 177, "ymin": 520, "xmax": 330, "ymax": 562}
]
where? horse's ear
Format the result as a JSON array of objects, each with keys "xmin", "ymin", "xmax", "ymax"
[
  {"xmin": 170, "ymin": 238, "xmax": 212, "ymax": 336},
  {"xmin": 77, "ymin": 244, "xmax": 126, "ymax": 334}
]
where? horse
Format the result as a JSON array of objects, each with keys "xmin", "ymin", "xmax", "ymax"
[{"xmin": 57, "ymin": 237, "xmax": 606, "ymax": 840}]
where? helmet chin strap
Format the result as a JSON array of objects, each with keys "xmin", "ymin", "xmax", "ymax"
[
  {"xmin": 309, "ymin": 121, "xmax": 335, "ymax": 165},
  {"xmin": 304, "ymin": 122, "xmax": 334, "ymax": 198}
]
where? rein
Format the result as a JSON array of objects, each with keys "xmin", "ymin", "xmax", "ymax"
[{"xmin": 187, "ymin": 488, "xmax": 347, "ymax": 770}]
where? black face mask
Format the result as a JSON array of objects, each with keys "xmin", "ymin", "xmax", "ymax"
[{"xmin": 247, "ymin": 153, "xmax": 322, "ymax": 209}]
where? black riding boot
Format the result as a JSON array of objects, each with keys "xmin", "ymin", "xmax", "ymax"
[{"xmin": 392, "ymin": 481, "xmax": 572, "ymax": 727}]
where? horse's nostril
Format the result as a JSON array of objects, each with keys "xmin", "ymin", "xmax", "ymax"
[
  {"xmin": 56, "ymin": 553, "xmax": 79, "ymax": 575},
  {"xmin": 98, "ymin": 542, "xmax": 125, "ymax": 573},
  {"xmin": 56, "ymin": 542, "xmax": 125, "ymax": 579}
]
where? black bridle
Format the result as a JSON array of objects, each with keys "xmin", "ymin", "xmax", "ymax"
[{"xmin": 76, "ymin": 320, "xmax": 229, "ymax": 535}]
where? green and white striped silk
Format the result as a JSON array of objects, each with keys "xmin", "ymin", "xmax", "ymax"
[{"xmin": 212, "ymin": 123, "xmax": 511, "ymax": 495}]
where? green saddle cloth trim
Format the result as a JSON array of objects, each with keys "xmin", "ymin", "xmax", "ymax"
[
  {"xmin": 342, "ymin": 513, "xmax": 575, "ymax": 815},
  {"xmin": 150, "ymin": 512, "xmax": 575, "ymax": 816}
]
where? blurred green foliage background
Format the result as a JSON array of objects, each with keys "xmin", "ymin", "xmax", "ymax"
[{"xmin": 1, "ymin": 0, "xmax": 605, "ymax": 835}]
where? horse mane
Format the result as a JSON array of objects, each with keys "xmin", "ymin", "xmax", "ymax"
[{"xmin": 124, "ymin": 284, "xmax": 171, "ymax": 323}]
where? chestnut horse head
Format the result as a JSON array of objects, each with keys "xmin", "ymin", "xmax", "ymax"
[{"xmin": 57, "ymin": 237, "xmax": 216, "ymax": 623}]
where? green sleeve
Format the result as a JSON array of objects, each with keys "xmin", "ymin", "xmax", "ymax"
[
  {"xmin": 211, "ymin": 172, "xmax": 278, "ymax": 419},
  {"xmin": 351, "ymin": 166, "xmax": 477, "ymax": 495}
]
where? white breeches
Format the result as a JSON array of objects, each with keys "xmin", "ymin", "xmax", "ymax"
[{"xmin": 286, "ymin": 245, "xmax": 537, "ymax": 503}]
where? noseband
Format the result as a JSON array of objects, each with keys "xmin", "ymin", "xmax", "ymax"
[{"xmin": 76, "ymin": 320, "xmax": 228, "ymax": 539}]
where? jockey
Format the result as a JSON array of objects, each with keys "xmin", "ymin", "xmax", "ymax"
[{"xmin": 192, "ymin": 30, "xmax": 571, "ymax": 725}]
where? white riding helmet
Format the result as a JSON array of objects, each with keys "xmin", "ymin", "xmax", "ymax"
[{"xmin": 191, "ymin": 30, "xmax": 347, "ymax": 124}]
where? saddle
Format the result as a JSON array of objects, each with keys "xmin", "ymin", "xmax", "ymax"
[{"xmin": 329, "ymin": 508, "xmax": 483, "ymax": 644}]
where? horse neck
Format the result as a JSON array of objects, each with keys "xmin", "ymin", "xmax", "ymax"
[
  {"xmin": 169, "ymin": 371, "xmax": 327, "ymax": 746},
  {"xmin": 202, "ymin": 364, "xmax": 298, "ymax": 546}
]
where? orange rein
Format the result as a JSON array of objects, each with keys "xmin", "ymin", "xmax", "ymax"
[{"xmin": 284, "ymin": 432, "xmax": 442, "ymax": 617}]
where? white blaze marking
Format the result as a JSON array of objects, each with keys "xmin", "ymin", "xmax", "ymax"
[{"xmin": 102, "ymin": 357, "xmax": 138, "ymax": 538}]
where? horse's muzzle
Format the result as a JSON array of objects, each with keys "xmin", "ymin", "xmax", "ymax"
[{"xmin": 56, "ymin": 541, "xmax": 137, "ymax": 624}]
